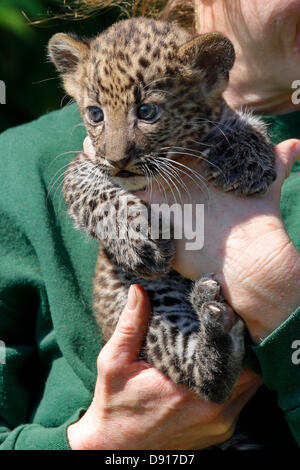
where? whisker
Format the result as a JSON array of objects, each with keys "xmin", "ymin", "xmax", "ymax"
[
  {"xmin": 47, "ymin": 150, "xmax": 82, "ymax": 170},
  {"xmin": 153, "ymin": 163, "xmax": 178, "ymax": 204},
  {"xmin": 152, "ymin": 159, "xmax": 190, "ymax": 203},
  {"xmin": 159, "ymin": 149, "xmax": 224, "ymax": 178},
  {"xmin": 156, "ymin": 156, "xmax": 211, "ymax": 201},
  {"xmin": 71, "ymin": 123, "xmax": 85, "ymax": 131},
  {"xmin": 157, "ymin": 164, "xmax": 184, "ymax": 205},
  {"xmin": 149, "ymin": 162, "xmax": 169, "ymax": 201},
  {"xmin": 32, "ymin": 77, "xmax": 58, "ymax": 85},
  {"xmin": 160, "ymin": 145, "xmax": 202, "ymax": 152},
  {"xmin": 194, "ymin": 118, "xmax": 231, "ymax": 144},
  {"xmin": 60, "ymin": 94, "xmax": 70, "ymax": 108},
  {"xmin": 141, "ymin": 163, "xmax": 154, "ymax": 202},
  {"xmin": 147, "ymin": 88, "xmax": 177, "ymax": 98},
  {"xmin": 143, "ymin": 75, "xmax": 178, "ymax": 90},
  {"xmin": 47, "ymin": 161, "xmax": 90, "ymax": 207}
]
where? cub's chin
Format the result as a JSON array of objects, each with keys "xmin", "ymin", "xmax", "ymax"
[{"xmin": 112, "ymin": 174, "xmax": 149, "ymax": 192}]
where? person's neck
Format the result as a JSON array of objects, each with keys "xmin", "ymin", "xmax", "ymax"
[
  {"xmin": 224, "ymin": 80, "xmax": 300, "ymax": 116},
  {"xmin": 223, "ymin": 50, "xmax": 300, "ymax": 116},
  {"xmin": 196, "ymin": 3, "xmax": 300, "ymax": 116}
]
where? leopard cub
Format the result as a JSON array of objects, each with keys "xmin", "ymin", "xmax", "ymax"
[{"xmin": 49, "ymin": 17, "xmax": 276, "ymax": 403}]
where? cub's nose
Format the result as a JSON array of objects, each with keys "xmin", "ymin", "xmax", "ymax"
[{"xmin": 106, "ymin": 156, "xmax": 131, "ymax": 170}]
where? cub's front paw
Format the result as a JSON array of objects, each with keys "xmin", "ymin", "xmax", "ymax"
[
  {"xmin": 127, "ymin": 237, "xmax": 175, "ymax": 278},
  {"xmin": 203, "ymin": 144, "xmax": 276, "ymax": 195},
  {"xmin": 104, "ymin": 237, "xmax": 175, "ymax": 279},
  {"xmin": 206, "ymin": 163, "xmax": 276, "ymax": 195}
]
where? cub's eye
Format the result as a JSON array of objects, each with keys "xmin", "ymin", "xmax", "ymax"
[
  {"xmin": 87, "ymin": 106, "xmax": 104, "ymax": 125},
  {"xmin": 137, "ymin": 103, "xmax": 160, "ymax": 122}
]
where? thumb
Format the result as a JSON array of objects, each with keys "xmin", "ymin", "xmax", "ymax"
[
  {"xmin": 274, "ymin": 139, "xmax": 300, "ymax": 188},
  {"xmin": 83, "ymin": 136, "xmax": 96, "ymax": 160},
  {"xmin": 108, "ymin": 284, "xmax": 151, "ymax": 364}
]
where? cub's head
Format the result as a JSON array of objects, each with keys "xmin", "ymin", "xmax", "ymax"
[{"xmin": 49, "ymin": 18, "xmax": 234, "ymax": 191}]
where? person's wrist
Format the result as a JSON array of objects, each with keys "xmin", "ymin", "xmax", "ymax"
[
  {"xmin": 218, "ymin": 230, "xmax": 300, "ymax": 343},
  {"xmin": 67, "ymin": 402, "xmax": 104, "ymax": 450}
]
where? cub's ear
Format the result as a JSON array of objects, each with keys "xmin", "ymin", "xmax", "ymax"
[
  {"xmin": 48, "ymin": 33, "xmax": 90, "ymax": 74},
  {"xmin": 178, "ymin": 32, "xmax": 235, "ymax": 91}
]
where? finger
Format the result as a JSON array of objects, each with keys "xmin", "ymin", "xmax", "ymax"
[
  {"xmin": 235, "ymin": 367, "xmax": 262, "ymax": 387},
  {"xmin": 274, "ymin": 139, "xmax": 300, "ymax": 187},
  {"xmin": 231, "ymin": 376, "xmax": 263, "ymax": 401},
  {"xmin": 223, "ymin": 382, "xmax": 261, "ymax": 423},
  {"xmin": 228, "ymin": 367, "xmax": 263, "ymax": 402},
  {"xmin": 83, "ymin": 136, "xmax": 96, "ymax": 160},
  {"xmin": 108, "ymin": 284, "xmax": 151, "ymax": 365}
]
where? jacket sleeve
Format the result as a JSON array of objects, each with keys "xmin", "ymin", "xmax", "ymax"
[
  {"xmin": 0, "ymin": 208, "xmax": 84, "ymax": 450},
  {"xmin": 0, "ymin": 415, "xmax": 84, "ymax": 450},
  {"xmin": 0, "ymin": 113, "xmax": 91, "ymax": 450},
  {"xmin": 251, "ymin": 307, "xmax": 300, "ymax": 447}
]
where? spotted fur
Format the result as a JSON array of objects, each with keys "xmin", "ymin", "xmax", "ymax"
[{"xmin": 49, "ymin": 18, "xmax": 276, "ymax": 403}]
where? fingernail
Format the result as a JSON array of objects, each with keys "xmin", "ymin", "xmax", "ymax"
[{"xmin": 127, "ymin": 285, "xmax": 138, "ymax": 311}]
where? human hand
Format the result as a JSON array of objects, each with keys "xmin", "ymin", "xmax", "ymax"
[
  {"xmin": 82, "ymin": 135, "xmax": 300, "ymax": 341},
  {"xmin": 67, "ymin": 284, "xmax": 261, "ymax": 450},
  {"xmin": 134, "ymin": 139, "xmax": 300, "ymax": 343}
]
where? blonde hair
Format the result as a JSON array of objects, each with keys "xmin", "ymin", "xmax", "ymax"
[{"xmin": 47, "ymin": 0, "xmax": 196, "ymax": 31}]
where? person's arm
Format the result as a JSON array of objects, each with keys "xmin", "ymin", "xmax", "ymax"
[
  {"xmin": 176, "ymin": 139, "xmax": 300, "ymax": 447},
  {"xmin": 0, "ymin": 227, "xmax": 260, "ymax": 450},
  {"xmin": 0, "ymin": 119, "xmax": 261, "ymax": 451},
  {"xmin": 109, "ymin": 136, "xmax": 300, "ymax": 447},
  {"xmin": 0, "ymin": 207, "xmax": 86, "ymax": 450},
  {"xmin": 0, "ymin": 118, "xmax": 92, "ymax": 449},
  {"xmin": 223, "ymin": 224, "xmax": 300, "ymax": 447},
  {"xmin": 251, "ymin": 307, "xmax": 300, "ymax": 446}
]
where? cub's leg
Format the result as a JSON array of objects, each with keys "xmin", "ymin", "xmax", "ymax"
[
  {"xmin": 201, "ymin": 110, "xmax": 276, "ymax": 195},
  {"xmin": 140, "ymin": 274, "xmax": 244, "ymax": 403},
  {"xmin": 63, "ymin": 152, "xmax": 175, "ymax": 278},
  {"xmin": 188, "ymin": 275, "xmax": 245, "ymax": 402},
  {"xmin": 94, "ymin": 248, "xmax": 244, "ymax": 403}
]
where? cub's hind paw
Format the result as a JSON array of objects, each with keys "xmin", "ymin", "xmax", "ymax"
[
  {"xmin": 191, "ymin": 275, "xmax": 241, "ymax": 334},
  {"xmin": 201, "ymin": 300, "xmax": 238, "ymax": 334},
  {"xmin": 134, "ymin": 238, "xmax": 175, "ymax": 278},
  {"xmin": 195, "ymin": 301, "xmax": 245, "ymax": 403},
  {"xmin": 190, "ymin": 275, "xmax": 221, "ymax": 307}
]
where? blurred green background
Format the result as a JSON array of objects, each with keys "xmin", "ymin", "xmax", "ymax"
[{"xmin": 0, "ymin": 0, "xmax": 119, "ymax": 134}]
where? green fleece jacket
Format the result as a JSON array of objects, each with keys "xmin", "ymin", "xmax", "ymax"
[{"xmin": 0, "ymin": 104, "xmax": 299, "ymax": 450}]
